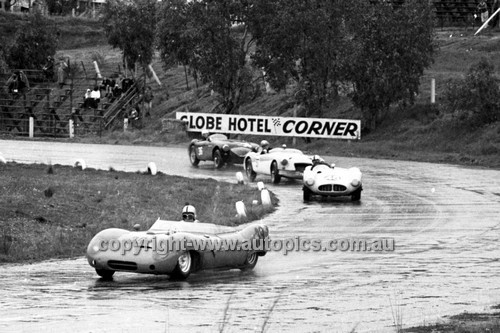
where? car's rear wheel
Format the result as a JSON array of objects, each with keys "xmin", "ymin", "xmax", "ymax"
[
  {"xmin": 271, "ymin": 161, "xmax": 281, "ymax": 184},
  {"xmin": 213, "ymin": 149, "xmax": 224, "ymax": 169},
  {"xmin": 240, "ymin": 252, "xmax": 258, "ymax": 271},
  {"xmin": 303, "ymin": 186, "xmax": 312, "ymax": 202},
  {"xmin": 245, "ymin": 159, "xmax": 256, "ymax": 182},
  {"xmin": 189, "ymin": 146, "xmax": 200, "ymax": 167},
  {"xmin": 95, "ymin": 268, "xmax": 115, "ymax": 280},
  {"xmin": 351, "ymin": 189, "xmax": 361, "ymax": 202},
  {"xmin": 171, "ymin": 251, "xmax": 192, "ymax": 280}
]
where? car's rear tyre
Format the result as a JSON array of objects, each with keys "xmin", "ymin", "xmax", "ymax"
[
  {"xmin": 240, "ymin": 252, "xmax": 258, "ymax": 271},
  {"xmin": 213, "ymin": 149, "xmax": 224, "ymax": 169},
  {"xmin": 171, "ymin": 251, "xmax": 192, "ymax": 280},
  {"xmin": 351, "ymin": 189, "xmax": 361, "ymax": 202},
  {"xmin": 95, "ymin": 268, "xmax": 115, "ymax": 280},
  {"xmin": 245, "ymin": 159, "xmax": 256, "ymax": 182},
  {"xmin": 303, "ymin": 186, "xmax": 312, "ymax": 202},
  {"xmin": 189, "ymin": 146, "xmax": 200, "ymax": 167},
  {"xmin": 271, "ymin": 161, "xmax": 281, "ymax": 184}
]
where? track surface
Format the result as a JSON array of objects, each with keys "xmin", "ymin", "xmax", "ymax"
[{"xmin": 0, "ymin": 140, "xmax": 499, "ymax": 332}]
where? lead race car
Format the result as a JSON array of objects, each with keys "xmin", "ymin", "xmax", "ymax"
[
  {"xmin": 87, "ymin": 219, "xmax": 269, "ymax": 280},
  {"xmin": 189, "ymin": 132, "xmax": 260, "ymax": 168},
  {"xmin": 244, "ymin": 145, "xmax": 314, "ymax": 184},
  {"xmin": 302, "ymin": 157, "xmax": 363, "ymax": 201}
]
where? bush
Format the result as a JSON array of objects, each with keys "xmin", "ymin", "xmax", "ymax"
[{"xmin": 443, "ymin": 58, "xmax": 500, "ymax": 127}]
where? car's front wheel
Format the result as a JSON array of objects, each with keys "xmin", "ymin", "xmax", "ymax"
[
  {"xmin": 245, "ymin": 159, "xmax": 256, "ymax": 182},
  {"xmin": 303, "ymin": 186, "xmax": 312, "ymax": 202},
  {"xmin": 171, "ymin": 251, "xmax": 192, "ymax": 280},
  {"xmin": 213, "ymin": 149, "xmax": 224, "ymax": 169},
  {"xmin": 189, "ymin": 146, "xmax": 200, "ymax": 167},
  {"xmin": 351, "ymin": 189, "xmax": 361, "ymax": 202},
  {"xmin": 95, "ymin": 268, "xmax": 115, "ymax": 280},
  {"xmin": 270, "ymin": 161, "xmax": 281, "ymax": 184},
  {"xmin": 240, "ymin": 252, "xmax": 258, "ymax": 271}
]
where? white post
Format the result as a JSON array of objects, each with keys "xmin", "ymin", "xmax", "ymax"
[
  {"xmin": 93, "ymin": 61, "xmax": 102, "ymax": 79},
  {"xmin": 69, "ymin": 119, "xmax": 74, "ymax": 138},
  {"xmin": 124, "ymin": 118, "xmax": 128, "ymax": 131},
  {"xmin": 431, "ymin": 78, "xmax": 436, "ymax": 104},
  {"xmin": 148, "ymin": 64, "xmax": 162, "ymax": 86},
  {"xmin": 292, "ymin": 105, "xmax": 297, "ymax": 145},
  {"xmin": 29, "ymin": 117, "xmax": 34, "ymax": 138}
]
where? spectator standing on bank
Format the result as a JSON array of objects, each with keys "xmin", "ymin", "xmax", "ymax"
[
  {"xmin": 143, "ymin": 86, "xmax": 153, "ymax": 117},
  {"xmin": 478, "ymin": 0, "xmax": 489, "ymax": 23},
  {"xmin": 57, "ymin": 59, "xmax": 67, "ymax": 89}
]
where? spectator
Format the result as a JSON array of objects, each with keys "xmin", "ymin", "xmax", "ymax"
[
  {"xmin": 42, "ymin": 56, "xmax": 55, "ymax": 81},
  {"xmin": 143, "ymin": 86, "xmax": 153, "ymax": 117},
  {"xmin": 6, "ymin": 71, "xmax": 29, "ymax": 96},
  {"xmin": 112, "ymin": 83, "xmax": 122, "ymax": 100},
  {"xmin": 99, "ymin": 77, "xmax": 112, "ymax": 97},
  {"xmin": 89, "ymin": 86, "xmax": 101, "ymax": 109},
  {"xmin": 57, "ymin": 59, "xmax": 67, "ymax": 89},
  {"xmin": 82, "ymin": 89, "xmax": 92, "ymax": 108}
]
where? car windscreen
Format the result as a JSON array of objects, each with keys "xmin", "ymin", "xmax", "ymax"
[{"xmin": 209, "ymin": 134, "xmax": 228, "ymax": 141}]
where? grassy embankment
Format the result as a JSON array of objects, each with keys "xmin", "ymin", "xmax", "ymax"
[{"xmin": 0, "ymin": 162, "xmax": 277, "ymax": 263}]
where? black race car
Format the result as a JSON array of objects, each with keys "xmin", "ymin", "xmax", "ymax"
[{"xmin": 189, "ymin": 133, "xmax": 260, "ymax": 168}]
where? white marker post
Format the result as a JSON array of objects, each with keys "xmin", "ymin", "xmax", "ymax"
[
  {"xmin": 93, "ymin": 61, "xmax": 102, "ymax": 79},
  {"xmin": 431, "ymin": 78, "xmax": 436, "ymax": 104},
  {"xmin": 148, "ymin": 64, "xmax": 162, "ymax": 86},
  {"xmin": 69, "ymin": 119, "xmax": 74, "ymax": 138},
  {"xmin": 29, "ymin": 117, "xmax": 34, "ymax": 138}
]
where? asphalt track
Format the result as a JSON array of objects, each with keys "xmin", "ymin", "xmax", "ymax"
[{"xmin": 0, "ymin": 139, "xmax": 499, "ymax": 332}]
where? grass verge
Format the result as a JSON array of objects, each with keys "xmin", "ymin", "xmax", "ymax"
[
  {"xmin": 403, "ymin": 305, "xmax": 500, "ymax": 333},
  {"xmin": 0, "ymin": 162, "xmax": 277, "ymax": 263}
]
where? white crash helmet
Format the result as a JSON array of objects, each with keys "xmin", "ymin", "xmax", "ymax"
[
  {"xmin": 260, "ymin": 140, "xmax": 269, "ymax": 148},
  {"xmin": 201, "ymin": 130, "xmax": 210, "ymax": 138},
  {"xmin": 182, "ymin": 204, "xmax": 197, "ymax": 222},
  {"xmin": 312, "ymin": 155, "xmax": 323, "ymax": 163}
]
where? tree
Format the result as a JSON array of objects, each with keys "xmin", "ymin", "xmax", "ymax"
[
  {"xmin": 345, "ymin": 1, "xmax": 435, "ymax": 130},
  {"xmin": 250, "ymin": 0, "xmax": 350, "ymax": 118},
  {"xmin": 6, "ymin": 12, "xmax": 58, "ymax": 70},
  {"xmin": 156, "ymin": 0, "xmax": 197, "ymax": 89},
  {"xmin": 102, "ymin": 0, "xmax": 158, "ymax": 74},
  {"xmin": 157, "ymin": 0, "xmax": 259, "ymax": 114}
]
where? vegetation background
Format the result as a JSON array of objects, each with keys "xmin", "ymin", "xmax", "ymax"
[{"xmin": 1, "ymin": 2, "xmax": 499, "ymax": 169}]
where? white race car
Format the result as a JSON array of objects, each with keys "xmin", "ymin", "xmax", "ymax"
[
  {"xmin": 244, "ymin": 145, "xmax": 313, "ymax": 184},
  {"xmin": 302, "ymin": 161, "xmax": 363, "ymax": 201}
]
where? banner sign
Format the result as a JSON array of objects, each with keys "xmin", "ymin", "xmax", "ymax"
[{"xmin": 176, "ymin": 112, "xmax": 361, "ymax": 140}]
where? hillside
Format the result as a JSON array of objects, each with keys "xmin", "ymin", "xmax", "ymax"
[{"xmin": 1, "ymin": 13, "xmax": 499, "ymax": 169}]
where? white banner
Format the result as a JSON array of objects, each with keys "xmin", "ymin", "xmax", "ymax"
[{"xmin": 176, "ymin": 112, "xmax": 360, "ymax": 140}]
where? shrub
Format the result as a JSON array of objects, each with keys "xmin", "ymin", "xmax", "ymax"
[{"xmin": 443, "ymin": 58, "xmax": 500, "ymax": 127}]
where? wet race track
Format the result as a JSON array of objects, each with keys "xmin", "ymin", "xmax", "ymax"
[{"xmin": 0, "ymin": 139, "xmax": 499, "ymax": 332}]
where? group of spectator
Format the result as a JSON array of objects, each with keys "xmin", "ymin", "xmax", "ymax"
[{"xmin": 5, "ymin": 70, "xmax": 30, "ymax": 96}]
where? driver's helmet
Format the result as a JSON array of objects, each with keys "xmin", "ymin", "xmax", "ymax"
[
  {"xmin": 312, "ymin": 155, "xmax": 322, "ymax": 163},
  {"xmin": 182, "ymin": 204, "xmax": 197, "ymax": 222},
  {"xmin": 201, "ymin": 130, "xmax": 210, "ymax": 139},
  {"xmin": 260, "ymin": 140, "xmax": 269, "ymax": 149}
]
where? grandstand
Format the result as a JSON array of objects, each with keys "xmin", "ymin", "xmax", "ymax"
[{"xmin": 0, "ymin": 65, "xmax": 145, "ymax": 138}]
